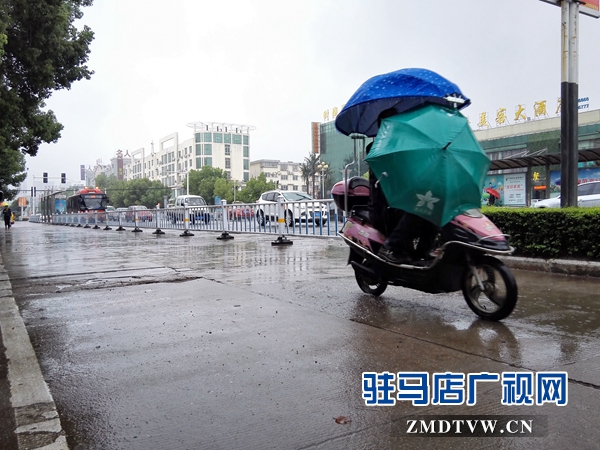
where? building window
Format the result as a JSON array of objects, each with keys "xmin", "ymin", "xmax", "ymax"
[
  {"xmin": 224, "ymin": 134, "xmax": 231, "ymax": 143},
  {"xmin": 204, "ymin": 144, "xmax": 212, "ymax": 155},
  {"xmin": 225, "ymin": 171, "xmax": 230, "ymax": 179},
  {"xmin": 225, "ymin": 158, "xmax": 231, "ymax": 169},
  {"xmin": 243, "ymin": 146, "xmax": 249, "ymax": 157},
  {"xmin": 243, "ymin": 135, "xmax": 249, "ymax": 145},
  {"xmin": 233, "ymin": 134, "xmax": 242, "ymax": 144},
  {"xmin": 243, "ymin": 159, "xmax": 249, "ymax": 170},
  {"xmin": 196, "ymin": 158, "xmax": 202, "ymax": 169},
  {"xmin": 196, "ymin": 144, "xmax": 201, "ymax": 155},
  {"xmin": 225, "ymin": 144, "xmax": 231, "ymax": 156},
  {"xmin": 195, "ymin": 133, "xmax": 202, "ymax": 143},
  {"xmin": 203, "ymin": 132, "xmax": 212, "ymax": 142},
  {"xmin": 244, "ymin": 171, "xmax": 249, "ymax": 182},
  {"xmin": 213, "ymin": 133, "xmax": 223, "ymax": 143},
  {"xmin": 204, "ymin": 157, "xmax": 212, "ymax": 167},
  {"xmin": 280, "ymin": 164, "xmax": 287, "ymax": 171},
  {"xmin": 293, "ymin": 175, "xmax": 298, "ymax": 181}
]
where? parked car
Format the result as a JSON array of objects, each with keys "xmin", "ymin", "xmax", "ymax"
[
  {"xmin": 106, "ymin": 206, "xmax": 117, "ymax": 221},
  {"xmin": 166, "ymin": 195, "xmax": 210, "ymax": 224},
  {"xmin": 228, "ymin": 201, "xmax": 255, "ymax": 220},
  {"xmin": 255, "ymin": 190, "xmax": 329, "ymax": 226},
  {"xmin": 532, "ymin": 181, "xmax": 600, "ymax": 208},
  {"xmin": 125, "ymin": 205, "xmax": 153, "ymax": 222}
]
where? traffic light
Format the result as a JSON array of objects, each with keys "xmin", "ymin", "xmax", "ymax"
[
  {"xmin": 43, "ymin": 172, "xmax": 48, "ymax": 183},
  {"xmin": 61, "ymin": 173, "xmax": 66, "ymax": 184}
]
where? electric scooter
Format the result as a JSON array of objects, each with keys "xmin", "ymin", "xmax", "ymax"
[{"xmin": 332, "ymin": 177, "xmax": 518, "ymax": 321}]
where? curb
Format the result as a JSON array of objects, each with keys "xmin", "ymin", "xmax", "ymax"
[
  {"xmin": 499, "ymin": 255, "xmax": 600, "ymax": 278},
  {"xmin": 0, "ymin": 253, "xmax": 68, "ymax": 450}
]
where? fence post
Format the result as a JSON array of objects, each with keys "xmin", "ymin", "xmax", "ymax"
[
  {"xmin": 180, "ymin": 205, "xmax": 194, "ymax": 237},
  {"xmin": 153, "ymin": 204, "xmax": 165, "ymax": 235},
  {"xmin": 116, "ymin": 211, "xmax": 125, "ymax": 231},
  {"xmin": 217, "ymin": 199, "xmax": 233, "ymax": 240},
  {"xmin": 272, "ymin": 194, "xmax": 292, "ymax": 246},
  {"xmin": 103, "ymin": 209, "xmax": 112, "ymax": 231},
  {"xmin": 132, "ymin": 209, "xmax": 142, "ymax": 232}
]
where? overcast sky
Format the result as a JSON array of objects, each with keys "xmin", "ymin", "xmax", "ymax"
[{"xmin": 24, "ymin": 0, "xmax": 600, "ymax": 187}]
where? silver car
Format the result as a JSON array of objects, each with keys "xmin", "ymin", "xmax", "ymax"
[{"xmin": 532, "ymin": 181, "xmax": 600, "ymax": 208}]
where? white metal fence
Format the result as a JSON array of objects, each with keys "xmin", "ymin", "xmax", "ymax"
[{"xmin": 29, "ymin": 200, "xmax": 343, "ymax": 237}]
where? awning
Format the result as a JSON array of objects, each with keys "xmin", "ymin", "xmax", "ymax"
[{"xmin": 489, "ymin": 148, "xmax": 600, "ymax": 171}]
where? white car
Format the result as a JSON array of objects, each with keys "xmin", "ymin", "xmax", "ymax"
[
  {"xmin": 532, "ymin": 181, "xmax": 600, "ymax": 208},
  {"xmin": 255, "ymin": 190, "xmax": 329, "ymax": 226}
]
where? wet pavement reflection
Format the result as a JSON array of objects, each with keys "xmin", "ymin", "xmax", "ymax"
[{"xmin": 1, "ymin": 222, "xmax": 600, "ymax": 449}]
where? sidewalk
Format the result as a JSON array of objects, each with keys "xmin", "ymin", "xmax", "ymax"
[{"xmin": 500, "ymin": 255, "xmax": 600, "ymax": 278}]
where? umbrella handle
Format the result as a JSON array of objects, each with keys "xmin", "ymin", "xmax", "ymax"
[{"xmin": 374, "ymin": 172, "xmax": 388, "ymax": 188}]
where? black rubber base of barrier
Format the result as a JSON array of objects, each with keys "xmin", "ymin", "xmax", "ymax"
[
  {"xmin": 104, "ymin": 226, "xmax": 112, "ymax": 231},
  {"xmin": 217, "ymin": 232, "xmax": 234, "ymax": 240},
  {"xmin": 152, "ymin": 229, "xmax": 165, "ymax": 235},
  {"xmin": 272, "ymin": 236, "xmax": 293, "ymax": 246},
  {"xmin": 116, "ymin": 226, "xmax": 126, "ymax": 231},
  {"xmin": 132, "ymin": 227, "xmax": 143, "ymax": 233},
  {"xmin": 180, "ymin": 230, "xmax": 194, "ymax": 237}
]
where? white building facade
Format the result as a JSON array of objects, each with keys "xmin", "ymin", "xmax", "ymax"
[
  {"xmin": 122, "ymin": 122, "xmax": 254, "ymax": 194},
  {"xmin": 250, "ymin": 159, "xmax": 306, "ymax": 192}
]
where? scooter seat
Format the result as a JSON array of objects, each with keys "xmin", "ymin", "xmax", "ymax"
[{"xmin": 352, "ymin": 206, "xmax": 370, "ymax": 223}]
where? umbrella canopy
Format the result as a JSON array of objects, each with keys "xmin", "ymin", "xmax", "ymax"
[
  {"xmin": 365, "ymin": 104, "xmax": 490, "ymax": 227},
  {"xmin": 484, "ymin": 187, "xmax": 501, "ymax": 199},
  {"xmin": 335, "ymin": 68, "xmax": 470, "ymax": 137}
]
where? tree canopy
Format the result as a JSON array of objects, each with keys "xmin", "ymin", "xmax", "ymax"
[{"xmin": 0, "ymin": 0, "xmax": 95, "ymax": 201}]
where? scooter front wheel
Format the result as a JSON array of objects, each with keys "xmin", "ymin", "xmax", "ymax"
[
  {"xmin": 462, "ymin": 256, "xmax": 518, "ymax": 321},
  {"xmin": 352, "ymin": 257, "xmax": 387, "ymax": 296}
]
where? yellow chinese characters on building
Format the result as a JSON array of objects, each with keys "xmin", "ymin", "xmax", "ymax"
[
  {"xmin": 534, "ymin": 100, "xmax": 548, "ymax": 119},
  {"xmin": 556, "ymin": 97, "xmax": 562, "ymax": 115},
  {"xmin": 477, "ymin": 112, "xmax": 491, "ymax": 129},
  {"xmin": 323, "ymin": 110, "xmax": 330, "ymax": 122},
  {"xmin": 495, "ymin": 108, "xmax": 509, "ymax": 126},
  {"xmin": 514, "ymin": 104, "xmax": 527, "ymax": 122},
  {"xmin": 332, "ymin": 107, "xmax": 339, "ymax": 119}
]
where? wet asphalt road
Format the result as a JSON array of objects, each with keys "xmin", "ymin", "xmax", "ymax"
[{"xmin": 1, "ymin": 221, "xmax": 600, "ymax": 449}]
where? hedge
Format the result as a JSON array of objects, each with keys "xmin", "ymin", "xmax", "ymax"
[{"xmin": 480, "ymin": 206, "xmax": 600, "ymax": 260}]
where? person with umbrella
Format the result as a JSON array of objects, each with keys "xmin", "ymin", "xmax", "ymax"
[
  {"xmin": 335, "ymin": 68, "xmax": 488, "ymax": 264},
  {"xmin": 3, "ymin": 204, "xmax": 12, "ymax": 229},
  {"xmin": 365, "ymin": 104, "xmax": 491, "ymax": 263}
]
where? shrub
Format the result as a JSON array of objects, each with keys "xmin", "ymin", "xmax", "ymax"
[{"xmin": 481, "ymin": 206, "xmax": 600, "ymax": 260}]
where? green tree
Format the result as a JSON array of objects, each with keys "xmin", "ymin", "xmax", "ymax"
[
  {"xmin": 187, "ymin": 166, "xmax": 228, "ymax": 204},
  {"xmin": 304, "ymin": 152, "xmax": 320, "ymax": 197},
  {"xmin": 0, "ymin": 0, "xmax": 94, "ymax": 197},
  {"xmin": 238, "ymin": 173, "xmax": 276, "ymax": 203},
  {"xmin": 214, "ymin": 178, "xmax": 235, "ymax": 203}
]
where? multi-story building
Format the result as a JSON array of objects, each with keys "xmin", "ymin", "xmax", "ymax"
[
  {"xmin": 249, "ymin": 159, "xmax": 306, "ymax": 192},
  {"xmin": 120, "ymin": 122, "xmax": 253, "ymax": 195}
]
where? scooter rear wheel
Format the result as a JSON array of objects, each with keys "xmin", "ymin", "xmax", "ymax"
[{"xmin": 462, "ymin": 256, "xmax": 518, "ymax": 321}]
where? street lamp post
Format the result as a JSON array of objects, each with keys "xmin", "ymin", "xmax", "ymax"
[{"xmin": 317, "ymin": 161, "xmax": 329, "ymax": 199}]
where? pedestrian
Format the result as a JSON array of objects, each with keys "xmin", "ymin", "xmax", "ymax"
[{"xmin": 3, "ymin": 205, "xmax": 12, "ymax": 229}]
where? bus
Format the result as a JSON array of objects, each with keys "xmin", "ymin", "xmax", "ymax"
[
  {"xmin": 66, "ymin": 187, "xmax": 110, "ymax": 223},
  {"xmin": 39, "ymin": 191, "xmax": 67, "ymax": 222}
]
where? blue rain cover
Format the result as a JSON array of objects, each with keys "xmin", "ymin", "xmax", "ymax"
[{"xmin": 335, "ymin": 68, "xmax": 470, "ymax": 137}]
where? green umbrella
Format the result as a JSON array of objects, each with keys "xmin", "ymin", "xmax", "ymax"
[{"xmin": 365, "ymin": 104, "xmax": 490, "ymax": 227}]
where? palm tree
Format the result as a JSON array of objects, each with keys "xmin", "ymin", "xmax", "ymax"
[
  {"xmin": 299, "ymin": 163, "xmax": 311, "ymax": 194},
  {"xmin": 304, "ymin": 152, "xmax": 320, "ymax": 197}
]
